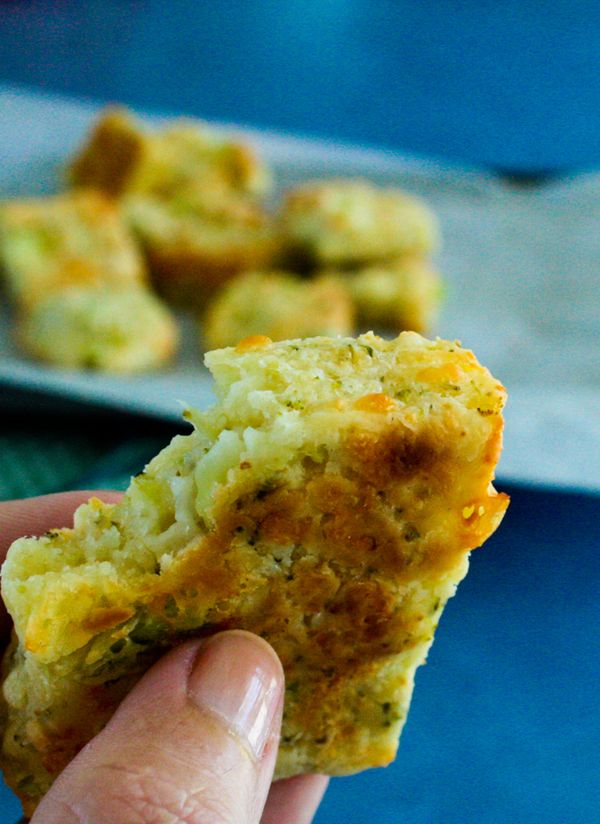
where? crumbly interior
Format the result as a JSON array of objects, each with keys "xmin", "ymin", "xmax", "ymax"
[{"xmin": 0, "ymin": 332, "xmax": 508, "ymax": 815}]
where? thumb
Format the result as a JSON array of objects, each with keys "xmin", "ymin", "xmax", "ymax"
[{"xmin": 32, "ymin": 631, "xmax": 284, "ymax": 824}]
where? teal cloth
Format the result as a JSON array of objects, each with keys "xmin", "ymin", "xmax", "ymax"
[{"xmin": 0, "ymin": 432, "xmax": 167, "ymax": 501}]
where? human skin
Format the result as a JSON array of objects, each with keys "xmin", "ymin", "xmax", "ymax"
[{"xmin": 0, "ymin": 492, "xmax": 328, "ymax": 824}]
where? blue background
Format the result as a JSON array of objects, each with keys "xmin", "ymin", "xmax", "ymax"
[
  {"xmin": 1, "ymin": 0, "xmax": 599, "ymax": 174},
  {"xmin": 1, "ymin": 2, "xmax": 599, "ymax": 822}
]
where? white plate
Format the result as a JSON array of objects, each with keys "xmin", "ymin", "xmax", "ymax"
[{"xmin": 1, "ymin": 84, "xmax": 600, "ymax": 492}]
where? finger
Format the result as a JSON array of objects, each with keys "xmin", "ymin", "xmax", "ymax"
[
  {"xmin": 32, "ymin": 631, "xmax": 284, "ymax": 824},
  {"xmin": 0, "ymin": 490, "xmax": 123, "ymax": 560},
  {"xmin": 262, "ymin": 775, "xmax": 329, "ymax": 824}
]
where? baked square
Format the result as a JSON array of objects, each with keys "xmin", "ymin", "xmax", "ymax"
[
  {"xmin": 341, "ymin": 256, "xmax": 442, "ymax": 333},
  {"xmin": 125, "ymin": 190, "xmax": 276, "ymax": 303},
  {"xmin": 201, "ymin": 270, "xmax": 354, "ymax": 349},
  {"xmin": 280, "ymin": 179, "xmax": 439, "ymax": 267},
  {"xmin": 0, "ymin": 190, "xmax": 146, "ymax": 311},
  {"xmin": 68, "ymin": 107, "xmax": 270, "ymax": 200},
  {"xmin": 1, "ymin": 332, "xmax": 508, "ymax": 815}
]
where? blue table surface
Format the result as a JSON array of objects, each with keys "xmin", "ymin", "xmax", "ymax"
[
  {"xmin": 0, "ymin": 0, "xmax": 599, "ymax": 175},
  {"xmin": 1, "ymin": 482, "xmax": 598, "ymax": 822}
]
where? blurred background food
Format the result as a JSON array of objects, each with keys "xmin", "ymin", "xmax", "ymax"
[
  {"xmin": 0, "ymin": 189, "xmax": 147, "ymax": 308},
  {"xmin": 202, "ymin": 270, "xmax": 354, "ymax": 349},
  {"xmin": 0, "ymin": 108, "xmax": 442, "ymax": 371},
  {"xmin": 17, "ymin": 285, "xmax": 178, "ymax": 372},
  {"xmin": 69, "ymin": 108, "xmax": 278, "ymax": 304},
  {"xmin": 278, "ymin": 179, "xmax": 438, "ymax": 267},
  {"xmin": 340, "ymin": 257, "xmax": 441, "ymax": 333},
  {"xmin": 68, "ymin": 108, "xmax": 271, "ymax": 198}
]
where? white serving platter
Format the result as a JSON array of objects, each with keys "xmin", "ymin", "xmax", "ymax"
[{"xmin": 1, "ymin": 84, "xmax": 600, "ymax": 492}]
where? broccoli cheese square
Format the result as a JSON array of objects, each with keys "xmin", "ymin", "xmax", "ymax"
[
  {"xmin": 125, "ymin": 191, "xmax": 277, "ymax": 302},
  {"xmin": 68, "ymin": 107, "xmax": 271, "ymax": 200},
  {"xmin": 0, "ymin": 332, "xmax": 508, "ymax": 816},
  {"xmin": 280, "ymin": 179, "xmax": 439, "ymax": 267},
  {"xmin": 340, "ymin": 256, "xmax": 442, "ymax": 334},
  {"xmin": 0, "ymin": 190, "xmax": 146, "ymax": 311},
  {"xmin": 16, "ymin": 284, "xmax": 179, "ymax": 373},
  {"xmin": 67, "ymin": 109, "xmax": 275, "ymax": 303},
  {"xmin": 201, "ymin": 270, "xmax": 354, "ymax": 349}
]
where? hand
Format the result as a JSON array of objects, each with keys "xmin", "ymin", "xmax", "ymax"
[{"xmin": 0, "ymin": 494, "xmax": 328, "ymax": 824}]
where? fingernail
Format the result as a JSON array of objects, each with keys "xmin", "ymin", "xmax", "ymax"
[{"xmin": 188, "ymin": 630, "xmax": 283, "ymax": 760}]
